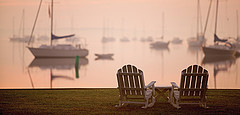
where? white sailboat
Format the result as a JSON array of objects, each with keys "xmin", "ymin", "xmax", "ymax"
[
  {"xmin": 27, "ymin": 0, "xmax": 88, "ymax": 58},
  {"xmin": 202, "ymin": 0, "xmax": 236, "ymax": 57},
  {"xmin": 187, "ymin": 0, "xmax": 206, "ymax": 47},
  {"xmin": 150, "ymin": 12, "xmax": 169, "ymax": 48}
]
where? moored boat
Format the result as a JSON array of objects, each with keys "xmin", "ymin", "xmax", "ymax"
[{"xmin": 27, "ymin": 0, "xmax": 88, "ymax": 58}]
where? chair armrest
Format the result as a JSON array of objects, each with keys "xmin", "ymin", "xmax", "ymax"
[
  {"xmin": 171, "ymin": 82, "xmax": 179, "ymax": 88},
  {"xmin": 145, "ymin": 81, "xmax": 156, "ymax": 88}
]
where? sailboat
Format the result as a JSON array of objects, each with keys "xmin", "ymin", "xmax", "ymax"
[
  {"xmin": 171, "ymin": 37, "xmax": 182, "ymax": 44},
  {"xmin": 27, "ymin": 0, "xmax": 88, "ymax": 58},
  {"xmin": 202, "ymin": 0, "xmax": 236, "ymax": 57},
  {"xmin": 101, "ymin": 19, "xmax": 115, "ymax": 43},
  {"xmin": 119, "ymin": 19, "xmax": 130, "ymax": 42},
  {"xmin": 10, "ymin": 9, "xmax": 34, "ymax": 43},
  {"xmin": 187, "ymin": 0, "xmax": 206, "ymax": 47},
  {"xmin": 150, "ymin": 12, "xmax": 169, "ymax": 48},
  {"xmin": 232, "ymin": 10, "xmax": 240, "ymax": 49}
]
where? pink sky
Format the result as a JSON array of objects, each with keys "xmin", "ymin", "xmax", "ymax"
[{"xmin": 0, "ymin": 0, "xmax": 240, "ymax": 41}]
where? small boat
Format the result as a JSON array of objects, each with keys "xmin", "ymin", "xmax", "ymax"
[
  {"xmin": 95, "ymin": 53, "xmax": 114, "ymax": 59},
  {"xmin": 171, "ymin": 37, "xmax": 182, "ymax": 44},
  {"xmin": 102, "ymin": 36, "xmax": 115, "ymax": 43},
  {"xmin": 150, "ymin": 12, "xmax": 169, "ymax": 48},
  {"xmin": 187, "ymin": 34, "xmax": 206, "ymax": 47},
  {"xmin": 120, "ymin": 36, "xmax": 130, "ymax": 42},
  {"xmin": 150, "ymin": 41, "xmax": 169, "ymax": 48},
  {"xmin": 188, "ymin": 0, "xmax": 206, "ymax": 47}
]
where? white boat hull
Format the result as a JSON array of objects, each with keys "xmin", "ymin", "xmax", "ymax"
[
  {"xmin": 28, "ymin": 47, "xmax": 89, "ymax": 58},
  {"xmin": 202, "ymin": 46, "xmax": 236, "ymax": 57}
]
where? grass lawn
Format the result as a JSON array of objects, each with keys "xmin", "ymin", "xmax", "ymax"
[{"xmin": 0, "ymin": 89, "xmax": 240, "ymax": 114}]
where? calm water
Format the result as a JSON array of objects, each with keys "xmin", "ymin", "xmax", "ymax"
[
  {"xmin": 0, "ymin": 35, "xmax": 239, "ymax": 89},
  {"xmin": 1, "ymin": 0, "xmax": 240, "ymax": 89}
]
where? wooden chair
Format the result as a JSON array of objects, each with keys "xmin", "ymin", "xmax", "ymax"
[
  {"xmin": 170, "ymin": 65, "xmax": 209, "ymax": 109},
  {"xmin": 116, "ymin": 64, "xmax": 156, "ymax": 108}
]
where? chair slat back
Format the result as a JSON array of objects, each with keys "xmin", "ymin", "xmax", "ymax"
[
  {"xmin": 179, "ymin": 65, "xmax": 208, "ymax": 98},
  {"xmin": 117, "ymin": 65, "xmax": 145, "ymax": 96}
]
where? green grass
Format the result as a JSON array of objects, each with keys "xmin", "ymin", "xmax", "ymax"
[{"xmin": 0, "ymin": 89, "xmax": 240, "ymax": 114}]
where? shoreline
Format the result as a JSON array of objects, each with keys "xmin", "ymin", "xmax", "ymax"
[{"xmin": 1, "ymin": 89, "xmax": 240, "ymax": 114}]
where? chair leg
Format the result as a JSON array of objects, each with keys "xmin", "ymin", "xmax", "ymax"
[
  {"xmin": 115, "ymin": 95, "xmax": 125, "ymax": 108},
  {"xmin": 115, "ymin": 100, "xmax": 124, "ymax": 107},
  {"xmin": 170, "ymin": 96, "xmax": 181, "ymax": 109},
  {"xmin": 142, "ymin": 98, "xmax": 149, "ymax": 109},
  {"xmin": 147, "ymin": 97, "xmax": 155, "ymax": 108},
  {"xmin": 200, "ymin": 101, "xmax": 208, "ymax": 109}
]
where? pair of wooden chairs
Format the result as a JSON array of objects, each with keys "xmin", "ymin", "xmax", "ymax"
[{"xmin": 116, "ymin": 64, "xmax": 209, "ymax": 109}]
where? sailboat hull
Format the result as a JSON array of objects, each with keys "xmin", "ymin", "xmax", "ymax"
[
  {"xmin": 28, "ymin": 47, "xmax": 89, "ymax": 58},
  {"xmin": 150, "ymin": 41, "xmax": 169, "ymax": 48},
  {"xmin": 202, "ymin": 46, "xmax": 236, "ymax": 57}
]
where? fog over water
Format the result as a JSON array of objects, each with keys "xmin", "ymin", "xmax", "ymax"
[{"xmin": 0, "ymin": 0, "xmax": 240, "ymax": 89}]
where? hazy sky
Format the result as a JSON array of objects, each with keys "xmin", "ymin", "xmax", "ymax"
[{"xmin": 0, "ymin": 0, "xmax": 240, "ymax": 42}]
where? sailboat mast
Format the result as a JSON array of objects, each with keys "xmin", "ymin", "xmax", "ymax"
[
  {"xmin": 203, "ymin": 0, "xmax": 212, "ymax": 37},
  {"xmin": 214, "ymin": 0, "xmax": 219, "ymax": 35},
  {"xmin": 196, "ymin": 0, "xmax": 199, "ymax": 39},
  {"xmin": 23, "ymin": 9, "xmax": 25, "ymax": 37},
  {"xmin": 12, "ymin": 17, "xmax": 15, "ymax": 38},
  {"xmin": 28, "ymin": 0, "xmax": 43, "ymax": 46},
  {"xmin": 162, "ymin": 12, "xmax": 164, "ymax": 39},
  {"xmin": 51, "ymin": 0, "xmax": 53, "ymax": 46},
  {"xmin": 237, "ymin": 10, "xmax": 239, "ymax": 39}
]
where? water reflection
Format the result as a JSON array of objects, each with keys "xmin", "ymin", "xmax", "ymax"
[
  {"xmin": 150, "ymin": 46, "xmax": 170, "ymax": 51},
  {"xmin": 187, "ymin": 46, "xmax": 202, "ymax": 64},
  {"xmin": 202, "ymin": 56, "xmax": 236, "ymax": 88},
  {"xmin": 28, "ymin": 58, "xmax": 88, "ymax": 88},
  {"xmin": 95, "ymin": 57, "xmax": 114, "ymax": 61},
  {"xmin": 150, "ymin": 46, "xmax": 169, "ymax": 80},
  {"xmin": 29, "ymin": 58, "xmax": 88, "ymax": 70}
]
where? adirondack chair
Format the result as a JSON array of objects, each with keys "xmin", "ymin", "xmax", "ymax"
[
  {"xmin": 170, "ymin": 65, "xmax": 209, "ymax": 109},
  {"xmin": 116, "ymin": 64, "xmax": 156, "ymax": 108}
]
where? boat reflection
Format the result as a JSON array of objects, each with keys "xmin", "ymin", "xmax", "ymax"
[
  {"xmin": 150, "ymin": 46, "xmax": 169, "ymax": 80},
  {"xmin": 187, "ymin": 46, "xmax": 202, "ymax": 64},
  {"xmin": 202, "ymin": 56, "xmax": 236, "ymax": 88},
  {"xmin": 28, "ymin": 58, "xmax": 89, "ymax": 88},
  {"xmin": 29, "ymin": 58, "xmax": 88, "ymax": 70},
  {"xmin": 95, "ymin": 57, "xmax": 114, "ymax": 61}
]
